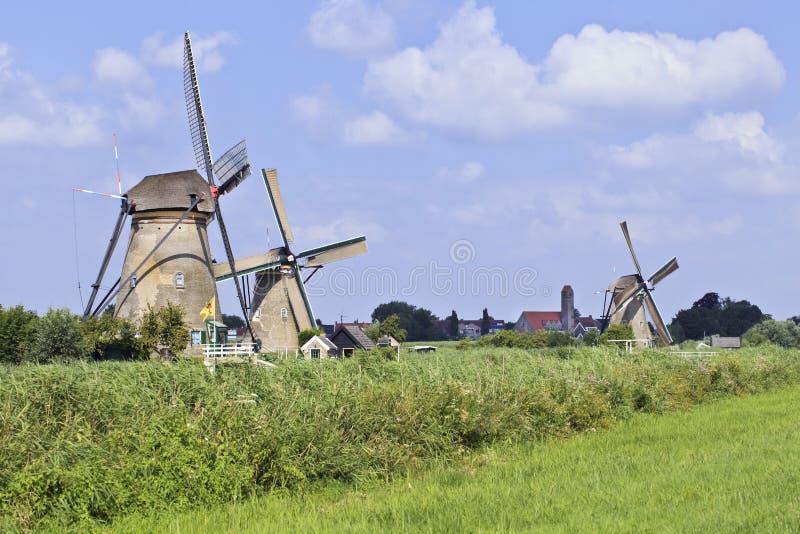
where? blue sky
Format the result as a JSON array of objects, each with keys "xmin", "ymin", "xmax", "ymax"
[{"xmin": 1, "ymin": 0, "xmax": 798, "ymax": 325}]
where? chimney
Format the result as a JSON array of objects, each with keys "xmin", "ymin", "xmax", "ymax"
[{"xmin": 561, "ymin": 285, "xmax": 575, "ymax": 331}]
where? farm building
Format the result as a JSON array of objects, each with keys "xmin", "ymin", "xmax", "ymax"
[
  {"xmin": 514, "ymin": 285, "xmax": 576, "ymax": 333},
  {"xmin": 573, "ymin": 316, "xmax": 602, "ymax": 338},
  {"xmin": 300, "ymin": 335, "xmax": 338, "ymax": 359},
  {"xmin": 377, "ymin": 335, "xmax": 401, "ymax": 357},
  {"xmin": 711, "ymin": 335, "xmax": 741, "ymax": 349},
  {"xmin": 329, "ymin": 325, "xmax": 376, "ymax": 357}
]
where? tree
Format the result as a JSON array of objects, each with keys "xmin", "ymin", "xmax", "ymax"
[
  {"xmin": 371, "ymin": 301, "xmax": 442, "ymax": 341},
  {"xmin": 297, "ymin": 327, "xmax": 324, "ymax": 347},
  {"xmin": 29, "ymin": 308, "xmax": 87, "ymax": 363},
  {"xmin": 672, "ymin": 307, "xmax": 719, "ymax": 340},
  {"xmin": 481, "ymin": 308, "xmax": 492, "ymax": 336},
  {"xmin": 718, "ymin": 298, "xmax": 765, "ymax": 337},
  {"xmin": 582, "ymin": 329, "xmax": 600, "ymax": 346},
  {"xmin": 81, "ymin": 314, "xmax": 136, "ymax": 360},
  {"xmin": 574, "ymin": 308, "xmax": 582, "ymax": 322},
  {"xmin": 790, "ymin": 316, "xmax": 800, "ymax": 325},
  {"xmin": 222, "ymin": 314, "xmax": 245, "ymax": 328},
  {"xmin": 137, "ymin": 303, "xmax": 190, "ymax": 359},
  {"xmin": 693, "ymin": 292, "xmax": 721, "ymax": 311},
  {"xmin": 447, "ymin": 310, "xmax": 459, "ymax": 339},
  {"xmin": 743, "ymin": 320, "xmax": 800, "ymax": 348},
  {"xmin": 0, "ymin": 305, "xmax": 38, "ymax": 364},
  {"xmin": 379, "ymin": 314, "xmax": 407, "ymax": 342},
  {"xmin": 599, "ymin": 324, "xmax": 634, "ymax": 345}
]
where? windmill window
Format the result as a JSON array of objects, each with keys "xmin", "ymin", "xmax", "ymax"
[
  {"xmin": 254, "ymin": 309, "xmax": 262, "ymax": 319},
  {"xmin": 280, "ymin": 308, "xmax": 288, "ymax": 318},
  {"xmin": 174, "ymin": 272, "xmax": 185, "ymax": 289},
  {"xmin": 310, "ymin": 348, "xmax": 320, "ymax": 359}
]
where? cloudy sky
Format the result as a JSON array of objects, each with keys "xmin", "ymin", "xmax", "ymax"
[{"xmin": 1, "ymin": 0, "xmax": 798, "ymax": 325}]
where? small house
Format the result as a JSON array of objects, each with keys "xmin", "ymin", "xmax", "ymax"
[
  {"xmin": 711, "ymin": 335, "xmax": 741, "ymax": 350},
  {"xmin": 300, "ymin": 335, "xmax": 338, "ymax": 359},
  {"xmin": 377, "ymin": 335, "xmax": 401, "ymax": 357},
  {"xmin": 573, "ymin": 316, "xmax": 602, "ymax": 339},
  {"xmin": 329, "ymin": 325, "xmax": 376, "ymax": 357}
]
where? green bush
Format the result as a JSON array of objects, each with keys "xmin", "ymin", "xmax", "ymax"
[
  {"xmin": 743, "ymin": 319, "xmax": 800, "ymax": 348},
  {"xmin": 81, "ymin": 314, "xmax": 137, "ymax": 360},
  {"xmin": 0, "ymin": 305, "xmax": 38, "ymax": 364},
  {"xmin": 297, "ymin": 327, "xmax": 325, "ymax": 347},
  {"xmin": 1, "ymin": 346, "xmax": 799, "ymax": 531},
  {"xmin": 582, "ymin": 329, "xmax": 600, "ymax": 346},
  {"xmin": 28, "ymin": 308, "xmax": 87, "ymax": 363},
  {"xmin": 599, "ymin": 324, "xmax": 634, "ymax": 345},
  {"xmin": 137, "ymin": 303, "xmax": 191, "ymax": 358}
]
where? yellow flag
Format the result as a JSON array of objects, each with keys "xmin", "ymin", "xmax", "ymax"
[{"xmin": 200, "ymin": 296, "xmax": 215, "ymax": 321}]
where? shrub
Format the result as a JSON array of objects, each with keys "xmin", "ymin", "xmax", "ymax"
[
  {"xmin": 0, "ymin": 305, "xmax": 38, "ymax": 364},
  {"xmin": 81, "ymin": 314, "xmax": 137, "ymax": 360},
  {"xmin": 582, "ymin": 329, "xmax": 600, "ymax": 346},
  {"xmin": 743, "ymin": 319, "xmax": 800, "ymax": 348},
  {"xmin": 599, "ymin": 324, "xmax": 634, "ymax": 345},
  {"xmin": 28, "ymin": 308, "xmax": 87, "ymax": 363},
  {"xmin": 137, "ymin": 303, "xmax": 190, "ymax": 358},
  {"xmin": 297, "ymin": 327, "xmax": 324, "ymax": 347}
]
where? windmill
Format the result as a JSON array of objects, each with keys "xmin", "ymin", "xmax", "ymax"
[
  {"xmin": 212, "ymin": 168, "xmax": 368, "ymax": 350},
  {"xmin": 599, "ymin": 221, "xmax": 679, "ymax": 346},
  {"xmin": 183, "ymin": 31, "xmax": 255, "ymax": 341}
]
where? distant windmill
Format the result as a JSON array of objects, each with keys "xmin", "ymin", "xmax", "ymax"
[
  {"xmin": 183, "ymin": 31, "xmax": 255, "ymax": 341},
  {"xmin": 213, "ymin": 169, "xmax": 367, "ymax": 350},
  {"xmin": 599, "ymin": 221, "xmax": 679, "ymax": 346}
]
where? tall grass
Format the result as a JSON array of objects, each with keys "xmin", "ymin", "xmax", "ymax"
[{"xmin": 0, "ymin": 345, "xmax": 798, "ymax": 531}]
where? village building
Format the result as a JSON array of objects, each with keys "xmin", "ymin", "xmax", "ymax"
[
  {"xmin": 377, "ymin": 335, "xmax": 401, "ymax": 358},
  {"xmin": 329, "ymin": 324, "xmax": 376, "ymax": 357},
  {"xmin": 573, "ymin": 316, "xmax": 602, "ymax": 338},
  {"xmin": 514, "ymin": 285, "xmax": 577, "ymax": 333},
  {"xmin": 300, "ymin": 335, "xmax": 338, "ymax": 359},
  {"xmin": 711, "ymin": 335, "xmax": 742, "ymax": 350}
]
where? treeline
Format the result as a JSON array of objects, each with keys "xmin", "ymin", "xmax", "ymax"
[
  {"xmin": 0, "ymin": 304, "xmax": 190, "ymax": 364},
  {"xmin": 668, "ymin": 292, "xmax": 800, "ymax": 348}
]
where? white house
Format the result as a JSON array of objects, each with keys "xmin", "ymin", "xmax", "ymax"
[{"xmin": 300, "ymin": 335, "xmax": 338, "ymax": 359}]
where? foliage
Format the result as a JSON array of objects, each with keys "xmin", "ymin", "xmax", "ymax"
[
  {"xmin": 363, "ymin": 321, "xmax": 381, "ymax": 342},
  {"xmin": 371, "ymin": 301, "xmax": 442, "ymax": 341},
  {"xmin": 447, "ymin": 310, "xmax": 459, "ymax": 339},
  {"xmin": 475, "ymin": 329, "xmax": 577, "ymax": 349},
  {"xmin": 27, "ymin": 308, "xmax": 88, "ymax": 363},
  {"xmin": 117, "ymin": 386, "xmax": 800, "ymax": 533},
  {"xmin": 0, "ymin": 305, "xmax": 38, "ymax": 364},
  {"xmin": 599, "ymin": 324, "xmax": 634, "ymax": 344},
  {"xmin": 582, "ymin": 329, "xmax": 600, "ymax": 346},
  {"xmin": 222, "ymin": 314, "xmax": 245, "ymax": 328},
  {"xmin": 81, "ymin": 314, "xmax": 137, "ymax": 360},
  {"xmin": 670, "ymin": 293, "xmax": 766, "ymax": 340},
  {"xmin": 480, "ymin": 308, "xmax": 490, "ymax": 336},
  {"xmin": 298, "ymin": 327, "xmax": 325, "ymax": 347},
  {"xmin": 137, "ymin": 303, "xmax": 191, "ymax": 358},
  {"xmin": 743, "ymin": 320, "xmax": 800, "ymax": 348},
  {"xmin": 1, "ymin": 346, "xmax": 799, "ymax": 530},
  {"xmin": 379, "ymin": 314, "xmax": 407, "ymax": 342}
]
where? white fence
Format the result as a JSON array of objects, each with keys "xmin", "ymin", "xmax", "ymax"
[{"xmin": 203, "ymin": 343, "xmax": 257, "ymax": 358}]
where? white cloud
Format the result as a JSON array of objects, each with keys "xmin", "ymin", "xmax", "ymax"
[
  {"xmin": 141, "ymin": 31, "xmax": 238, "ymax": 73},
  {"xmin": 344, "ymin": 111, "xmax": 404, "ymax": 145},
  {"xmin": 363, "ymin": 1, "xmax": 784, "ymax": 139},
  {"xmin": 0, "ymin": 47, "xmax": 104, "ymax": 147},
  {"xmin": 607, "ymin": 111, "xmax": 798, "ymax": 195},
  {"xmin": 93, "ymin": 48, "xmax": 153, "ymax": 90},
  {"xmin": 435, "ymin": 161, "xmax": 485, "ymax": 183},
  {"xmin": 308, "ymin": 0, "xmax": 395, "ymax": 58},
  {"xmin": 289, "ymin": 86, "xmax": 346, "ymax": 140},
  {"xmin": 295, "ymin": 215, "xmax": 386, "ymax": 244}
]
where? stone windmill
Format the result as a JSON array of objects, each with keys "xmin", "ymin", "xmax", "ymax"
[{"xmin": 600, "ymin": 221, "xmax": 679, "ymax": 346}]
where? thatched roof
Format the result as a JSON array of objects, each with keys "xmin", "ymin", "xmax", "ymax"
[{"xmin": 126, "ymin": 170, "xmax": 215, "ymax": 213}]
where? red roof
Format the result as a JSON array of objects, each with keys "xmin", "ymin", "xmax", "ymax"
[{"xmin": 519, "ymin": 311, "xmax": 562, "ymax": 330}]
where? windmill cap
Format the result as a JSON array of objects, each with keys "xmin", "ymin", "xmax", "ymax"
[
  {"xmin": 126, "ymin": 169, "xmax": 215, "ymax": 213},
  {"xmin": 561, "ymin": 285, "xmax": 573, "ymax": 293}
]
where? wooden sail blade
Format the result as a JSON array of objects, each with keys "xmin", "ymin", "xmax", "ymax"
[
  {"xmin": 297, "ymin": 236, "xmax": 367, "ymax": 268},
  {"xmin": 262, "ymin": 168, "xmax": 294, "ymax": 246}
]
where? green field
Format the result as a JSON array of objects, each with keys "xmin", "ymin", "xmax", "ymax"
[
  {"xmin": 1, "ymin": 345, "xmax": 799, "ymax": 531},
  {"xmin": 115, "ymin": 384, "xmax": 800, "ymax": 533}
]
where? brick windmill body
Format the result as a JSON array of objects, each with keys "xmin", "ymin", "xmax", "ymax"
[{"xmin": 114, "ymin": 170, "xmax": 219, "ymax": 332}]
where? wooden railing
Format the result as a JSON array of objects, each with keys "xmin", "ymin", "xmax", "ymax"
[{"xmin": 203, "ymin": 343, "xmax": 257, "ymax": 358}]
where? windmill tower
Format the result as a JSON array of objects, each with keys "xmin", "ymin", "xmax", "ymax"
[
  {"xmin": 600, "ymin": 221, "xmax": 679, "ymax": 346},
  {"xmin": 114, "ymin": 171, "xmax": 218, "ymax": 331},
  {"xmin": 212, "ymin": 168, "xmax": 368, "ymax": 351}
]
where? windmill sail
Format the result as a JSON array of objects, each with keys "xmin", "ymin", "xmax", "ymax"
[
  {"xmin": 643, "ymin": 289, "xmax": 672, "ymax": 345},
  {"xmin": 214, "ymin": 140, "xmax": 251, "ymax": 194},
  {"xmin": 262, "ymin": 168, "xmax": 294, "ymax": 246},
  {"xmin": 184, "ymin": 32, "xmax": 214, "ymax": 184},
  {"xmin": 620, "ymin": 221, "xmax": 643, "ymax": 279},
  {"xmin": 298, "ymin": 236, "xmax": 368, "ymax": 268}
]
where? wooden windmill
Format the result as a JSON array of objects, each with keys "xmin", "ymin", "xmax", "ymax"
[
  {"xmin": 600, "ymin": 221, "xmax": 679, "ymax": 346},
  {"xmin": 213, "ymin": 169, "xmax": 368, "ymax": 351}
]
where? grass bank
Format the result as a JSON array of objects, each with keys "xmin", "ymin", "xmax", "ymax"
[
  {"xmin": 1, "ymin": 346, "xmax": 799, "ymax": 531},
  {"xmin": 115, "ymin": 384, "xmax": 800, "ymax": 533}
]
